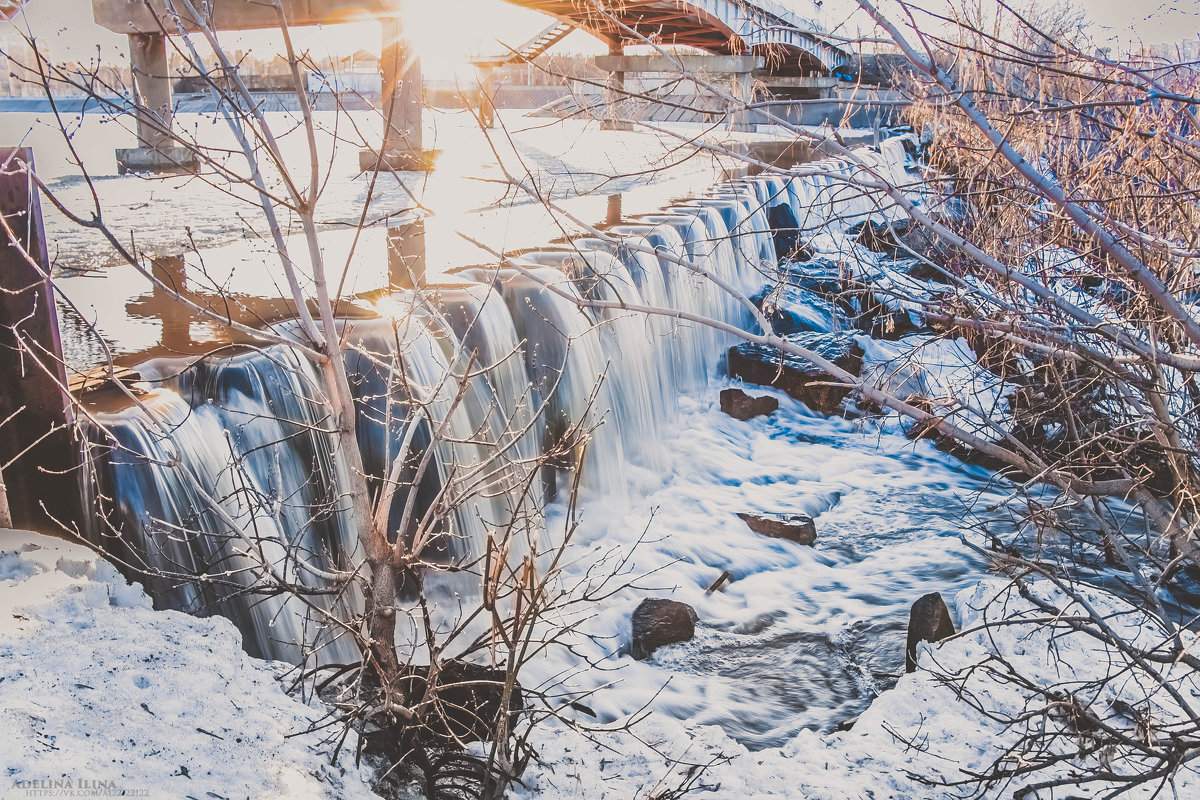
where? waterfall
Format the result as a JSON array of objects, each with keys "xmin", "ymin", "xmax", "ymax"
[
  {"xmin": 91, "ymin": 385, "xmax": 358, "ymax": 664},
  {"xmin": 83, "ymin": 137, "xmax": 919, "ymax": 663}
]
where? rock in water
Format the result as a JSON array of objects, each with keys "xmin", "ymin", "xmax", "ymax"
[
  {"xmin": 720, "ymin": 388, "xmax": 779, "ymax": 421},
  {"xmin": 738, "ymin": 512, "xmax": 817, "ymax": 546},
  {"xmin": 726, "ymin": 332, "xmax": 862, "ymax": 414},
  {"xmin": 767, "ymin": 203, "xmax": 811, "ymax": 261},
  {"xmin": 905, "ymin": 592, "xmax": 957, "ymax": 672},
  {"xmin": 631, "ymin": 599, "xmax": 698, "ymax": 660}
]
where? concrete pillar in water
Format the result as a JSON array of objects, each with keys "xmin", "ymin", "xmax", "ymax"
[
  {"xmin": 601, "ymin": 43, "xmax": 633, "ymax": 131},
  {"xmin": 116, "ymin": 33, "xmax": 198, "ymax": 174},
  {"xmin": 0, "ymin": 148, "xmax": 83, "ymax": 533},
  {"xmin": 362, "ymin": 16, "xmax": 437, "ymax": 173},
  {"xmin": 387, "ymin": 217, "xmax": 427, "ymax": 290},
  {"xmin": 477, "ymin": 64, "xmax": 498, "ymax": 129},
  {"xmin": 728, "ymin": 70, "xmax": 757, "ymax": 133}
]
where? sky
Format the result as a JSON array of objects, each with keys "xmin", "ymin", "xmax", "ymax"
[{"xmin": 5, "ymin": 0, "xmax": 1199, "ymax": 76}]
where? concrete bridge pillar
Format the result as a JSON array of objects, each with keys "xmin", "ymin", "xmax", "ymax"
[
  {"xmin": 361, "ymin": 17, "xmax": 436, "ymax": 173},
  {"xmin": 601, "ymin": 44, "xmax": 633, "ymax": 131},
  {"xmin": 729, "ymin": 71, "xmax": 757, "ymax": 133},
  {"xmin": 593, "ymin": 54, "xmax": 763, "ymax": 134},
  {"xmin": 477, "ymin": 64, "xmax": 498, "ymax": 129},
  {"xmin": 115, "ymin": 33, "xmax": 198, "ymax": 175}
]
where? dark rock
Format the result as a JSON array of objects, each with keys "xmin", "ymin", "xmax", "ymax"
[
  {"xmin": 767, "ymin": 203, "xmax": 812, "ymax": 261},
  {"xmin": 720, "ymin": 388, "xmax": 779, "ymax": 421},
  {"xmin": 777, "ymin": 258, "xmax": 845, "ymax": 298},
  {"xmin": 632, "ymin": 598, "xmax": 698, "ymax": 660},
  {"xmin": 753, "ymin": 283, "xmax": 844, "ymax": 335},
  {"xmin": 727, "ymin": 332, "xmax": 863, "ymax": 414},
  {"xmin": 869, "ymin": 309, "xmax": 922, "ymax": 340},
  {"xmin": 850, "ymin": 219, "xmax": 955, "ymax": 282},
  {"xmin": 738, "ymin": 512, "xmax": 817, "ymax": 546},
  {"xmin": 900, "ymin": 395, "xmax": 1010, "ymax": 473},
  {"xmin": 905, "ymin": 592, "xmax": 957, "ymax": 672},
  {"xmin": 850, "ymin": 219, "xmax": 912, "ymax": 254}
]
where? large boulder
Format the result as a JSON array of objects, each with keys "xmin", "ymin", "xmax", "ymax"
[
  {"xmin": 753, "ymin": 283, "xmax": 845, "ymax": 335},
  {"xmin": 720, "ymin": 388, "xmax": 778, "ymax": 421},
  {"xmin": 870, "ymin": 309, "xmax": 923, "ymax": 341},
  {"xmin": 738, "ymin": 512, "xmax": 816, "ymax": 546},
  {"xmin": 631, "ymin": 599, "xmax": 698, "ymax": 660},
  {"xmin": 767, "ymin": 203, "xmax": 812, "ymax": 262},
  {"xmin": 727, "ymin": 332, "xmax": 863, "ymax": 414},
  {"xmin": 905, "ymin": 592, "xmax": 957, "ymax": 672}
]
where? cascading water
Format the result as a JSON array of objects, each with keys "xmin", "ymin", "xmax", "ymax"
[{"xmin": 84, "ymin": 139, "xmax": 936, "ymax": 745}]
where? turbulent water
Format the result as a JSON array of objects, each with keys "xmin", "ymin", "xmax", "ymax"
[{"xmin": 83, "ymin": 133, "xmax": 1022, "ymax": 747}]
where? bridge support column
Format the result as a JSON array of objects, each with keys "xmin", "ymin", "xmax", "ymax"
[
  {"xmin": 729, "ymin": 70, "xmax": 757, "ymax": 133},
  {"xmin": 595, "ymin": 54, "xmax": 763, "ymax": 133},
  {"xmin": 600, "ymin": 44, "xmax": 633, "ymax": 131},
  {"xmin": 116, "ymin": 33, "xmax": 197, "ymax": 174},
  {"xmin": 477, "ymin": 65, "xmax": 498, "ymax": 129},
  {"xmin": 362, "ymin": 18, "xmax": 437, "ymax": 173}
]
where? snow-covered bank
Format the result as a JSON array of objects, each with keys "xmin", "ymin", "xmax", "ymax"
[
  {"xmin": 507, "ymin": 578, "xmax": 1200, "ymax": 799},
  {"xmin": 0, "ymin": 530, "xmax": 380, "ymax": 800}
]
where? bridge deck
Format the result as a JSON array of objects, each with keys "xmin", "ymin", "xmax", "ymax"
[{"xmin": 93, "ymin": 0, "xmax": 846, "ymax": 73}]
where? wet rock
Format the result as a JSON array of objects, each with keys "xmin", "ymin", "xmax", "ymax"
[
  {"xmin": 905, "ymin": 592, "xmax": 957, "ymax": 672},
  {"xmin": 720, "ymin": 388, "xmax": 779, "ymax": 421},
  {"xmin": 850, "ymin": 219, "xmax": 912, "ymax": 254},
  {"xmin": 849, "ymin": 220, "xmax": 954, "ymax": 282},
  {"xmin": 897, "ymin": 226, "xmax": 955, "ymax": 282},
  {"xmin": 767, "ymin": 203, "xmax": 812, "ymax": 261},
  {"xmin": 738, "ymin": 512, "xmax": 816, "ymax": 546},
  {"xmin": 900, "ymin": 395, "xmax": 1009, "ymax": 473},
  {"xmin": 869, "ymin": 309, "xmax": 923, "ymax": 340},
  {"xmin": 631, "ymin": 598, "xmax": 698, "ymax": 660},
  {"xmin": 753, "ymin": 283, "xmax": 844, "ymax": 335},
  {"xmin": 727, "ymin": 331, "xmax": 863, "ymax": 414}
]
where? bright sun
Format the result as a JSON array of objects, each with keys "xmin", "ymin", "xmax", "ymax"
[{"xmin": 290, "ymin": 0, "xmax": 572, "ymax": 80}]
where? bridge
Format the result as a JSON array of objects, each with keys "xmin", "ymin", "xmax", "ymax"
[{"xmin": 91, "ymin": 0, "xmax": 849, "ymax": 171}]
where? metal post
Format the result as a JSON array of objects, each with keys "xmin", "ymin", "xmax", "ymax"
[{"xmin": 0, "ymin": 148, "xmax": 83, "ymax": 533}]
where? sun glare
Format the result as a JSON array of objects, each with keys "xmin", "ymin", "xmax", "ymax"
[{"xmin": 301, "ymin": 0, "xmax": 567, "ymax": 80}]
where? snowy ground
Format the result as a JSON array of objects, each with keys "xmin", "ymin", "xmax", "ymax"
[
  {"xmin": 12, "ymin": 526, "xmax": 1199, "ymax": 800},
  {"xmin": 505, "ymin": 578, "xmax": 1200, "ymax": 800},
  {"xmin": 0, "ymin": 530, "xmax": 380, "ymax": 800}
]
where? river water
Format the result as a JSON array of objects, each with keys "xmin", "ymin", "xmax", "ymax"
[{"xmin": 8, "ymin": 105, "xmax": 1021, "ymax": 749}]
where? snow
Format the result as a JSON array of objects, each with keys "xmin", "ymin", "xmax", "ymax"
[
  {"xmin": 505, "ymin": 578, "xmax": 1200, "ymax": 800},
  {"xmin": 0, "ymin": 530, "xmax": 381, "ymax": 800},
  {"xmin": 8, "ymin": 528, "xmax": 1196, "ymax": 800}
]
